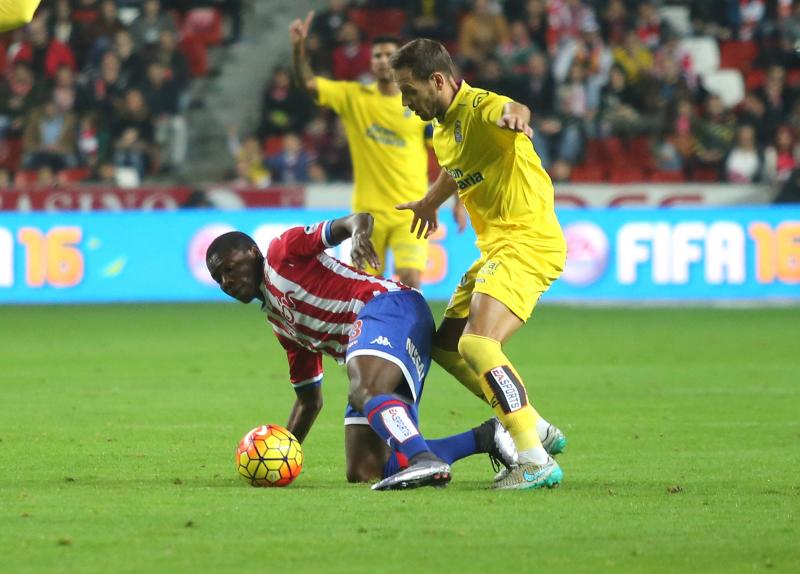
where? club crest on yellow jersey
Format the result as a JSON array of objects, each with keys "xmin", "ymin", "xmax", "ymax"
[{"xmin": 454, "ymin": 120, "xmax": 463, "ymax": 143}]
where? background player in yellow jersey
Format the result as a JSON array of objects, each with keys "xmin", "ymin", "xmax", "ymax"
[
  {"xmin": 289, "ymin": 12, "xmax": 463, "ymax": 288},
  {"xmin": 391, "ymin": 39, "xmax": 568, "ymax": 490}
]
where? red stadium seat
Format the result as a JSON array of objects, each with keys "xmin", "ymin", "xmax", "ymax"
[
  {"xmin": 0, "ymin": 137, "xmax": 23, "ymax": 172},
  {"xmin": 348, "ymin": 8, "xmax": 407, "ymax": 40},
  {"xmin": 649, "ymin": 170, "xmax": 686, "ymax": 183},
  {"xmin": 690, "ymin": 167, "xmax": 719, "ymax": 182},
  {"xmin": 745, "ymin": 68, "xmax": 767, "ymax": 90},
  {"xmin": 609, "ymin": 167, "xmax": 647, "ymax": 183},
  {"xmin": 789, "ymin": 69, "xmax": 800, "ymax": 87},
  {"xmin": 59, "ymin": 167, "xmax": 91, "ymax": 183},
  {"xmin": 570, "ymin": 164, "xmax": 606, "ymax": 182},
  {"xmin": 628, "ymin": 136, "xmax": 655, "ymax": 169},
  {"xmin": 183, "ymin": 8, "xmax": 223, "ymax": 46},
  {"xmin": 13, "ymin": 170, "xmax": 38, "ymax": 186},
  {"xmin": 583, "ymin": 138, "xmax": 605, "ymax": 164},
  {"xmin": 602, "ymin": 137, "xmax": 625, "ymax": 163},
  {"xmin": 719, "ymin": 40, "xmax": 758, "ymax": 71}
]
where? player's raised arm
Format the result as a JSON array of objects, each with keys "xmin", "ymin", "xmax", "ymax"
[
  {"xmin": 289, "ymin": 10, "xmax": 317, "ymax": 95},
  {"xmin": 328, "ymin": 213, "xmax": 381, "ymax": 270},
  {"xmin": 396, "ymin": 169, "xmax": 459, "ymax": 239}
]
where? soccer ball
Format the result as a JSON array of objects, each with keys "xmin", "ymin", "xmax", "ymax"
[{"xmin": 235, "ymin": 424, "xmax": 303, "ymax": 487}]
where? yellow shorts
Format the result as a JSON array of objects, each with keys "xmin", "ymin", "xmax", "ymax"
[
  {"xmin": 363, "ymin": 215, "xmax": 429, "ymax": 276},
  {"xmin": 444, "ymin": 240, "xmax": 566, "ymax": 322}
]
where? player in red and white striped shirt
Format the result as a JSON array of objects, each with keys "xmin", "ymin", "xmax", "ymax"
[{"xmin": 206, "ymin": 213, "xmax": 517, "ymax": 490}]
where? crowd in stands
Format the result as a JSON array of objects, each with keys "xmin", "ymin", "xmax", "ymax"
[
  {"xmin": 0, "ymin": 0, "xmax": 241, "ymax": 188},
  {"xmin": 246, "ymin": 0, "xmax": 800, "ymax": 187}
]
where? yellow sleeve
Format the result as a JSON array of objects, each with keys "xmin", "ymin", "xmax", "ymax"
[
  {"xmin": 315, "ymin": 77, "xmax": 358, "ymax": 117},
  {"xmin": 0, "ymin": 0, "xmax": 41, "ymax": 33},
  {"xmin": 473, "ymin": 90, "xmax": 513, "ymax": 125}
]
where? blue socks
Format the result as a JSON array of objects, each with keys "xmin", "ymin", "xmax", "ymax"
[
  {"xmin": 427, "ymin": 429, "xmax": 478, "ymax": 465},
  {"xmin": 364, "ymin": 395, "xmax": 430, "ymax": 461}
]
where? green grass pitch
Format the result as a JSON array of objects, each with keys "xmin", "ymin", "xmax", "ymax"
[{"xmin": 1, "ymin": 303, "xmax": 798, "ymax": 573}]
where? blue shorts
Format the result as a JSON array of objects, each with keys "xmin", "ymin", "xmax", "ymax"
[{"xmin": 344, "ymin": 290, "xmax": 434, "ymax": 425}]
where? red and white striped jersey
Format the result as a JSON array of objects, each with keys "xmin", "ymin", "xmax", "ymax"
[{"xmin": 259, "ymin": 220, "xmax": 408, "ymax": 393}]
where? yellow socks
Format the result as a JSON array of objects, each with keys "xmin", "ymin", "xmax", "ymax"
[
  {"xmin": 431, "ymin": 347, "xmax": 490, "ymax": 404},
  {"xmin": 458, "ymin": 333, "xmax": 547, "ymax": 463}
]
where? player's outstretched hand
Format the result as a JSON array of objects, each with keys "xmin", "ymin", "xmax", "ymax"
[
  {"xmin": 497, "ymin": 113, "xmax": 533, "ymax": 138},
  {"xmin": 289, "ymin": 10, "xmax": 314, "ymax": 45},
  {"xmin": 351, "ymin": 232, "xmax": 380, "ymax": 271},
  {"xmin": 396, "ymin": 199, "xmax": 438, "ymax": 239}
]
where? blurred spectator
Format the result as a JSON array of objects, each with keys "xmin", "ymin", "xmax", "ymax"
[
  {"xmin": 313, "ymin": 0, "xmax": 350, "ymax": 48},
  {"xmin": 406, "ymin": 0, "xmax": 454, "ymax": 41},
  {"xmin": 265, "ymin": 132, "xmax": 316, "ymax": 184},
  {"xmin": 739, "ymin": 91, "xmax": 771, "ymax": 147},
  {"xmin": 499, "ymin": 21, "xmax": 538, "ymax": 73},
  {"xmin": 550, "ymin": 158, "xmax": 572, "ymax": 183},
  {"xmin": 13, "ymin": 15, "xmax": 76, "ymax": 80},
  {"xmin": 635, "ymin": 2, "xmax": 665, "ymax": 50},
  {"xmin": 548, "ymin": 0, "xmax": 597, "ymax": 53},
  {"xmin": 317, "ymin": 118, "xmax": 351, "ymax": 181},
  {"xmin": 154, "ymin": 29, "xmax": 190, "ymax": 94},
  {"xmin": 600, "ymin": 0, "xmax": 629, "ymax": 47},
  {"xmin": 726, "ymin": 124, "xmax": 763, "ymax": 182},
  {"xmin": 87, "ymin": 0, "xmax": 125, "ymax": 64},
  {"xmin": 521, "ymin": 0, "xmax": 549, "ymax": 54},
  {"xmin": 331, "ymin": 21, "xmax": 371, "ymax": 81},
  {"xmin": 22, "ymin": 98, "xmax": 78, "ymax": 173},
  {"xmin": 476, "ymin": 56, "xmax": 521, "ymax": 101},
  {"xmin": 129, "ymin": 0, "xmax": 177, "ymax": 50},
  {"xmin": 77, "ymin": 51, "xmax": 129, "ymax": 124},
  {"xmin": 112, "ymin": 88, "xmax": 153, "ymax": 181},
  {"xmin": 259, "ymin": 67, "xmax": 309, "ymax": 139},
  {"xmin": 612, "ymin": 30, "xmax": 653, "ymax": 87},
  {"xmin": 0, "ymin": 61, "xmax": 42, "ymax": 138},
  {"xmin": 555, "ymin": 61, "xmax": 591, "ymax": 163},
  {"xmin": 50, "ymin": 0, "xmax": 82, "ymax": 60},
  {"xmin": 77, "ymin": 112, "xmax": 101, "ymax": 169},
  {"xmin": 763, "ymin": 125, "xmax": 799, "ymax": 185},
  {"xmin": 112, "ymin": 29, "xmax": 144, "ymax": 87},
  {"xmin": 458, "ymin": 0, "xmax": 510, "ymax": 69},
  {"xmin": 756, "ymin": 66, "xmax": 796, "ymax": 137},
  {"xmin": 142, "ymin": 60, "xmax": 186, "ymax": 171},
  {"xmin": 227, "ymin": 126, "xmax": 271, "ymax": 188},
  {"xmin": 598, "ymin": 65, "xmax": 643, "ymax": 138},
  {"xmin": 692, "ymin": 94, "xmax": 736, "ymax": 173},
  {"xmin": 661, "ymin": 98, "xmax": 696, "ymax": 170},
  {"xmin": 736, "ymin": 0, "xmax": 765, "ymax": 41},
  {"xmin": 518, "ymin": 52, "xmax": 559, "ymax": 167}
]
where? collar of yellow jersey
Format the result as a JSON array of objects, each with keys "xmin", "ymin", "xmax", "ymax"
[{"xmin": 441, "ymin": 80, "xmax": 471, "ymax": 125}]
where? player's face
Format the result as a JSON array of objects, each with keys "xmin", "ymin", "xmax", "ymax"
[
  {"xmin": 207, "ymin": 247, "xmax": 261, "ymax": 303},
  {"xmin": 393, "ymin": 67, "xmax": 440, "ymax": 121},
  {"xmin": 371, "ymin": 42, "xmax": 398, "ymax": 82}
]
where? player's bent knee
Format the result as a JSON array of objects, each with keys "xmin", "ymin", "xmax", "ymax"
[
  {"xmin": 347, "ymin": 388, "xmax": 369, "ymax": 413},
  {"xmin": 345, "ymin": 461, "xmax": 382, "ymax": 483}
]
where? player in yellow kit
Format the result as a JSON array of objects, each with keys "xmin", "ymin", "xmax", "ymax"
[
  {"xmin": 0, "ymin": 0, "xmax": 40, "ymax": 32},
  {"xmin": 391, "ymin": 39, "xmax": 567, "ymax": 490},
  {"xmin": 289, "ymin": 12, "xmax": 460, "ymax": 288}
]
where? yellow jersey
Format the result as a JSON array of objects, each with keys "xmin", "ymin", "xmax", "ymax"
[
  {"xmin": 316, "ymin": 77, "xmax": 429, "ymax": 220},
  {"xmin": 0, "ymin": 0, "xmax": 40, "ymax": 32},
  {"xmin": 432, "ymin": 81, "xmax": 564, "ymax": 252}
]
